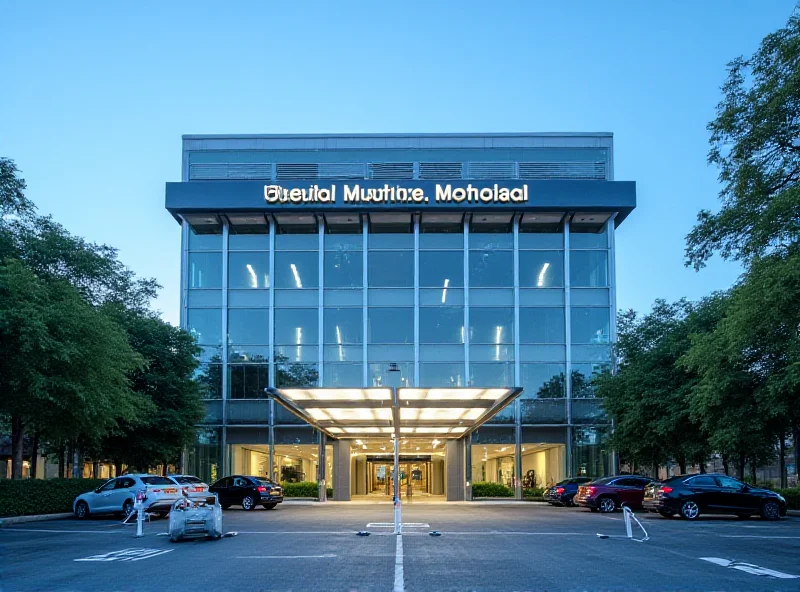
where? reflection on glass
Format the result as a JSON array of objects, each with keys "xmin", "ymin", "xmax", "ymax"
[
  {"xmin": 228, "ymin": 364, "xmax": 269, "ymax": 399},
  {"xmin": 519, "ymin": 251, "xmax": 564, "ymax": 288},
  {"xmin": 369, "ymin": 252, "xmax": 413, "ymax": 287},
  {"xmin": 187, "ymin": 428, "xmax": 221, "ymax": 485},
  {"xmin": 275, "ymin": 252, "xmax": 319, "ymax": 289},
  {"xmin": 368, "ymin": 308, "xmax": 414, "ymax": 343},
  {"xmin": 419, "ymin": 233, "xmax": 463, "ymax": 249},
  {"xmin": 520, "ymin": 363, "xmax": 567, "ymax": 398},
  {"xmin": 519, "ymin": 308, "xmax": 565, "ymax": 343},
  {"xmin": 419, "ymin": 363, "xmax": 466, "ymax": 387},
  {"xmin": 520, "ymin": 399, "xmax": 567, "ymax": 424},
  {"xmin": 368, "ymin": 234, "xmax": 414, "ymax": 249},
  {"xmin": 275, "ymin": 356, "xmax": 318, "ymax": 388},
  {"xmin": 469, "ymin": 363, "xmax": 513, "ymax": 387},
  {"xmin": 187, "ymin": 309, "xmax": 222, "ymax": 345},
  {"xmin": 274, "ymin": 309, "xmax": 319, "ymax": 345},
  {"xmin": 325, "ymin": 233, "xmax": 363, "ymax": 251},
  {"xmin": 228, "ymin": 309, "xmax": 269, "ymax": 345},
  {"xmin": 322, "ymin": 363, "xmax": 363, "ymax": 387},
  {"xmin": 570, "ymin": 308, "xmax": 610, "ymax": 344},
  {"xmin": 570, "ymin": 226, "xmax": 608, "ymax": 249},
  {"xmin": 369, "ymin": 362, "xmax": 414, "ymax": 387},
  {"xmin": 323, "ymin": 308, "xmax": 363, "ymax": 344},
  {"xmin": 194, "ymin": 364, "xmax": 222, "ymax": 399},
  {"xmin": 188, "ymin": 230, "xmax": 222, "ymax": 251},
  {"xmin": 189, "ymin": 253, "xmax": 222, "ymax": 289},
  {"xmin": 469, "ymin": 308, "xmax": 514, "ymax": 343},
  {"xmin": 419, "ymin": 251, "xmax": 464, "ymax": 287},
  {"xmin": 469, "ymin": 251, "xmax": 513, "ymax": 287},
  {"xmin": 571, "ymin": 363, "xmax": 611, "ymax": 398},
  {"xmin": 229, "ymin": 252, "xmax": 269, "ymax": 289},
  {"xmin": 570, "ymin": 251, "xmax": 608, "ymax": 287},
  {"xmin": 419, "ymin": 307, "xmax": 464, "ymax": 344},
  {"xmin": 518, "ymin": 232, "xmax": 563, "ymax": 249},
  {"xmin": 572, "ymin": 426, "xmax": 611, "ymax": 479},
  {"xmin": 229, "ymin": 233, "xmax": 268, "ymax": 251},
  {"xmin": 469, "ymin": 233, "xmax": 513, "ymax": 250},
  {"xmin": 325, "ymin": 251, "xmax": 363, "ymax": 288}
]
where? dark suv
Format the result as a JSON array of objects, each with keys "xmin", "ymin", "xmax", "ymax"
[
  {"xmin": 209, "ymin": 475, "xmax": 283, "ymax": 511},
  {"xmin": 544, "ymin": 478, "xmax": 593, "ymax": 507},
  {"xmin": 574, "ymin": 475, "xmax": 652, "ymax": 513},
  {"xmin": 643, "ymin": 474, "xmax": 787, "ymax": 520}
]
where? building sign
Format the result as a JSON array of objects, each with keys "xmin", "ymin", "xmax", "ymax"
[{"xmin": 264, "ymin": 183, "xmax": 529, "ymax": 206}]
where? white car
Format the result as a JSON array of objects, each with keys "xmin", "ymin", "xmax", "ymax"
[
  {"xmin": 73, "ymin": 475, "xmax": 182, "ymax": 519},
  {"xmin": 168, "ymin": 474, "xmax": 211, "ymax": 500}
]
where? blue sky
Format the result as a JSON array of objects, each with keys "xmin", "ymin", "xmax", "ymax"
[{"xmin": 1, "ymin": 1, "xmax": 794, "ymax": 325}]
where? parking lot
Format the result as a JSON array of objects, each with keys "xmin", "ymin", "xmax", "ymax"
[{"xmin": 1, "ymin": 502, "xmax": 799, "ymax": 592}]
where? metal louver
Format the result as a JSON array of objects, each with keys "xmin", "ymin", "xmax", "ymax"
[
  {"xmin": 519, "ymin": 161, "xmax": 606, "ymax": 180},
  {"xmin": 318, "ymin": 163, "xmax": 367, "ymax": 179},
  {"xmin": 465, "ymin": 162, "xmax": 516, "ymax": 179},
  {"xmin": 277, "ymin": 163, "xmax": 319, "ymax": 179},
  {"xmin": 419, "ymin": 162, "xmax": 463, "ymax": 179},
  {"xmin": 189, "ymin": 163, "xmax": 273, "ymax": 180},
  {"xmin": 368, "ymin": 162, "xmax": 414, "ymax": 179}
]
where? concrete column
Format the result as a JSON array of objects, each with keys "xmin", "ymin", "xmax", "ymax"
[
  {"xmin": 446, "ymin": 439, "xmax": 465, "ymax": 501},
  {"xmin": 318, "ymin": 433, "xmax": 327, "ymax": 502},
  {"xmin": 332, "ymin": 439, "xmax": 351, "ymax": 501}
]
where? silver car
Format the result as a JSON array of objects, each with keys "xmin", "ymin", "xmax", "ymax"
[
  {"xmin": 73, "ymin": 475, "xmax": 182, "ymax": 519},
  {"xmin": 168, "ymin": 474, "xmax": 211, "ymax": 501}
]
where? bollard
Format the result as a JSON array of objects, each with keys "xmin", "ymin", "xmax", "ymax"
[
  {"xmin": 136, "ymin": 505, "xmax": 144, "ymax": 537},
  {"xmin": 623, "ymin": 506, "xmax": 633, "ymax": 539}
]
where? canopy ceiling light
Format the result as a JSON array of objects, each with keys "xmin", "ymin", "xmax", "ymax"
[{"xmin": 266, "ymin": 386, "xmax": 522, "ymax": 440}]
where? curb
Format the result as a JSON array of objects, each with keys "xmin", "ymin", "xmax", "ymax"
[
  {"xmin": 0, "ymin": 512, "xmax": 73, "ymax": 527},
  {"xmin": 787, "ymin": 509, "xmax": 800, "ymax": 517}
]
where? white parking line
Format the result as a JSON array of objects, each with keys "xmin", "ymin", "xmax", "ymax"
[
  {"xmin": 701, "ymin": 557, "xmax": 798, "ymax": 579},
  {"xmin": 720, "ymin": 535, "xmax": 800, "ymax": 540},
  {"xmin": 393, "ymin": 535, "xmax": 404, "ymax": 592},
  {"xmin": 367, "ymin": 522, "xmax": 430, "ymax": 528},
  {"xmin": 75, "ymin": 548, "xmax": 173, "ymax": 562},
  {"xmin": 236, "ymin": 554, "xmax": 336, "ymax": 559}
]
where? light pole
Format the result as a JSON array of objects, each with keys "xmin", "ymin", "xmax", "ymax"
[{"xmin": 387, "ymin": 363, "xmax": 401, "ymax": 534}]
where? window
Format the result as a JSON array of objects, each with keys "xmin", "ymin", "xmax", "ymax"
[
  {"xmin": 419, "ymin": 251, "xmax": 464, "ymax": 287},
  {"xmin": 520, "ymin": 364, "xmax": 566, "ymax": 399},
  {"xmin": 188, "ymin": 253, "xmax": 222, "ymax": 288},
  {"xmin": 228, "ymin": 365, "xmax": 269, "ymax": 399},
  {"xmin": 228, "ymin": 309, "xmax": 269, "ymax": 345},
  {"xmin": 213, "ymin": 477, "xmax": 232, "ymax": 488},
  {"xmin": 469, "ymin": 307, "xmax": 513, "ymax": 343},
  {"xmin": 570, "ymin": 251, "xmax": 608, "ymax": 287},
  {"xmin": 115, "ymin": 478, "xmax": 136, "ymax": 489},
  {"xmin": 717, "ymin": 476, "xmax": 743, "ymax": 489},
  {"xmin": 368, "ymin": 308, "xmax": 413, "ymax": 343},
  {"xmin": 325, "ymin": 251, "xmax": 363, "ymax": 288},
  {"xmin": 519, "ymin": 308, "xmax": 565, "ymax": 343},
  {"xmin": 570, "ymin": 308, "xmax": 610, "ymax": 344},
  {"xmin": 274, "ymin": 309, "xmax": 318, "ymax": 345},
  {"xmin": 187, "ymin": 309, "xmax": 222, "ymax": 345},
  {"xmin": 98, "ymin": 480, "xmax": 116, "ymax": 492},
  {"xmin": 469, "ymin": 251, "xmax": 513, "ymax": 287},
  {"xmin": 140, "ymin": 476, "xmax": 174, "ymax": 485},
  {"xmin": 324, "ymin": 308, "xmax": 363, "ymax": 344},
  {"xmin": 519, "ymin": 251, "xmax": 563, "ymax": 288},
  {"xmin": 188, "ymin": 230, "xmax": 222, "ymax": 251},
  {"xmin": 233, "ymin": 477, "xmax": 248, "ymax": 487},
  {"xmin": 229, "ymin": 252, "xmax": 269, "ymax": 289},
  {"xmin": 419, "ymin": 308, "xmax": 464, "ymax": 344},
  {"xmin": 369, "ymin": 252, "xmax": 413, "ymax": 287},
  {"xmin": 275, "ymin": 252, "xmax": 319, "ymax": 289},
  {"xmin": 687, "ymin": 476, "xmax": 717, "ymax": 487}
]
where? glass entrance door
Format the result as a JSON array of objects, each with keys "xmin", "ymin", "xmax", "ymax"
[{"xmin": 369, "ymin": 461, "xmax": 431, "ymax": 498}]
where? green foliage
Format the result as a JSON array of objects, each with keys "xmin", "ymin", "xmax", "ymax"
[
  {"xmin": 0, "ymin": 158, "xmax": 34, "ymax": 219},
  {"xmin": 281, "ymin": 481, "xmax": 320, "ymax": 497},
  {"xmin": 522, "ymin": 487, "xmax": 545, "ymax": 499},
  {"xmin": 471, "ymin": 482, "xmax": 514, "ymax": 497},
  {"xmin": 0, "ymin": 478, "xmax": 107, "ymax": 517},
  {"xmin": 686, "ymin": 14, "xmax": 800, "ymax": 269},
  {"xmin": 776, "ymin": 488, "xmax": 800, "ymax": 510}
]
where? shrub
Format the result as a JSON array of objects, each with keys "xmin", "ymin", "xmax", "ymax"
[
  {"xmin": 776, "ymin": 488, "xmax": 800, "ymax": 510},
  {"xmin": 280, "ymin": 481, "xmax": 319, "ymax": 498},
  {"xmin": 471, "ymin": 481, "xmax": 514, "ymax": 498},
  {"xmin": 0, "ymin": 478, "xmax": 108, "ymax": 518},
  {"xmin": 523, "ymin": 487, "xmax": 545, "ymax": 499}
]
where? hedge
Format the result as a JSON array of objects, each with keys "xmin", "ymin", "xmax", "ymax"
[
  {"xmin": 777, "ymin": 488, "xmax": 800, "ymax": 510},
  {"xmin": 523, "ymin": 487, "xmax": 545, "ymax": 499},
  {"xmin": 280, "ymin": 481, "xmax": 332, "ymax": 499},
  {"xmin": 471, "ymin": 481, "xmax": 514, "ymax": 497},
  {"xmin": 0, "ymin": 478, "xmax": 108, "ymax": 518}
]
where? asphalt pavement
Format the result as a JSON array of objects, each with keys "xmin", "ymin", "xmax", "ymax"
[{"xmin": 1, "ymin": 502, "xmax": 799, "ymax": 592}]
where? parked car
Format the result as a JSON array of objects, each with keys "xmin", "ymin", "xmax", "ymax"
[
  {"xmin": 643, "ymin": 474, "xmax": 787, "ymax": 521},
  {"xmin": 73, "ymin": 474, "xmax": 181, "ymax": 519},
  {"xmin": 169, "ymin": 474, "xmax": 210, "ymax": 500},
  {"xmin": 574, "ymin": 475, "xmax": 653, "ymax": 513},
  {"xmin": 544, "ymin": 477, "xmax": 593, "ymax": 506},
  {"xmin": 208, "ymin": 475, "xmax": 283, "ymax": 510}
]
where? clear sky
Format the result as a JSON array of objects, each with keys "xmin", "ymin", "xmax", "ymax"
[{"xmin": 1, "ymin": 1, "xmax": 794, "ymax": 325}]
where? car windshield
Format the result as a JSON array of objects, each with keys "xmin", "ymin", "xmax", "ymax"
[
  {"xmin": 255, "ymin": 478, "xmax": 275, "ymax": 486},
  {"xmin": 140, "ymin": 476, "xmax": 174, "ymax": 485},
  {"xmin": 589, "ymin": 477, "xmax": 616, "ymax": 485},
  {"xmin": 172, "ymin": 476, "xmax": 202, "ymax": 484}
]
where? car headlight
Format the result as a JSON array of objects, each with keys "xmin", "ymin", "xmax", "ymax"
[{"xmin": 776, "ymin": 494, "xmax": 786, "ymax": 503}]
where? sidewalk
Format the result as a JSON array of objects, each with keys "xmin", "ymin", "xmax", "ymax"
[{"xmin": 0, "ymin": 513, "xmax": 73, "ymax": 526}]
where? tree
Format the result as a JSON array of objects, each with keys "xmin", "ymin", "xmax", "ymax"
[
  {"xmin": 686, "ymin": 14, "xmax": 800, "ymax": 269},
  {"xmin": 0, "ymin": 260, "xmax": 144, "ymax": 478},
  {"xmin": 0, "ymin": 158, "xmax": 34, "ymax": 219},
  {"xmin": 99, "ymin": 308, "xmax": 204, "ymax": 472},
  {"xmin": 595, "ymin": 299, "xmax": 718, "ymax": 474}
]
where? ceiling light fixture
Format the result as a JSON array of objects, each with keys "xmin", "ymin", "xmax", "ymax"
[
  {"xmin": 537, "ymin": 262, "xmax": 550, "ymax": 287},
  {"xmin": 246, "ymin": 264, "xmax": 258, "ymax": 288},
  {"xmin": 290, "ymin": 263, "xmax": 303, "ymax": 288},
  {"xmin": 442, "ymin": 278, "xmax": 449, "ymax": 303}
]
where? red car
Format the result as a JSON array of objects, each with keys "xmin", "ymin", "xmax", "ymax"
[{"xmin": 574, "ymin": 475, "xmax": 653, "ymax": 513}]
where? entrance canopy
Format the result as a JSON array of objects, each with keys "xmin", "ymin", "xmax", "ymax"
[{"xmin": 266, "ymin": 387, "xmax": 522, "ymax": 440}]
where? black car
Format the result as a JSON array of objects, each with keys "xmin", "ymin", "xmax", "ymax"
[
  {"xmin": 544, "ymin": 478, "xmax": 593, "ymax": 506},
  {"xmin": 643, "ymin": 474, "xmax": 787, "ymax": 521},
  {"xmin": 209, "ymin": 475, "xmax": 283, "ymax": 511}
]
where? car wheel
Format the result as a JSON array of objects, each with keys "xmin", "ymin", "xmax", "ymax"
[
  {"xmin": 122, "ymin": 500, "xmax": 134, "ymax": 518},
  {"xmin": 598, "ymin": 497, "xmax": 616, "ymax": 513},
  {"xmin": 263, "ymin": 503, "xmax": 277, "ymax": 510},
  {"xmin": 735, "ymin": 513, "xmax": 752, "ymax": 520},
  {"xmin": 241, "ymin": 495, "xmax": 255, "ymax": 511},
  {"xmin": 74, "ymin": 500, "xmax": 90, "ymax": 519},
  {"xmin": 760, "ymin": 500, "xmax": 780, "ymax": 521},
  {"xmin": 680, "ymin": 500, "xmax": 700, "ymax": 520},
  {"xmin": 658, "ymin": 510, "xmax": 674, "ymax": 518}
]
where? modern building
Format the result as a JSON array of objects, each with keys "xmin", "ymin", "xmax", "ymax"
[{"xmin": 164, "ymin": 133, "xmax": 636, "ymax": 501}]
